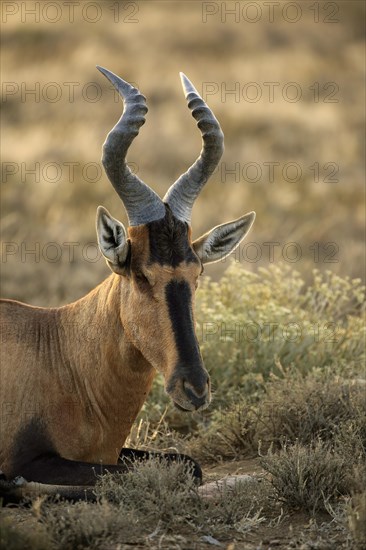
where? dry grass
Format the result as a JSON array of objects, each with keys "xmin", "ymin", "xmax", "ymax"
[
  {"xmin": 188, "ymin": 367, "xmax": 366, "ymax": 462},
  {"xmin": 0, "ymin": 518, "xmax": 49, "ymax": 550},
  {"xmin": 255, "ymin": 371, "xmax": 366, "ymax": 451},
  {"xmin": 1, "ymin": 2, "xmax": 365, "ymax": 307},
  {"xmin": 260, "ymin": 441, "xmax": 348, "ymax": 513},
  {"xmin": 1, "ymin": 3, "xmax": 365, "ymax": 549},
  {"xmin": 1, "ymin": 459, "xmax": 271, "ymax": 549},
  {"xmin": 39, "ymin": 500, "xmax": 138, "ymax": 550},
  {"xmin": 346, "ymin": 492, "xmax": 366, "ymax": 547},
  {"xmin": 1, "ymin": 262, "xmax": 364, "ymax": 547}
]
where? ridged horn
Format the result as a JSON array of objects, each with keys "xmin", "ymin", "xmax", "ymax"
[
  {"xmin": 163, "ymin": 73, "xmax": 224, "ymax": 223},
  {"xmin": 97, "ymin": 66, "xmax": 165, "ymax": 226}
]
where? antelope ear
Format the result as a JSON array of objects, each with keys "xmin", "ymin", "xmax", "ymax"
[
  {"xmin": 96, "ymin": 206, "xmax": 130, "ymax": 274},
  {"xmin": 193, "ymin": 212, "xmax": 256, "ymax": 264}
]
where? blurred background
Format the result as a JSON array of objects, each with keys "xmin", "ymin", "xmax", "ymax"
[{"xmin": 1, "ymin": 0, "xmax": 365, "ymax": 306}]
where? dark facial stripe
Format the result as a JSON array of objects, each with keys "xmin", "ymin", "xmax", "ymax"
[{"xmin": 165, "ymin": 280, "xmax": 202, "ymax": 366}]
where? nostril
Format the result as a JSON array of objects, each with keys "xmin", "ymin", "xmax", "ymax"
[{"xmin": 183, "ymin": 380, "xmax": 209, "ymax": 409}]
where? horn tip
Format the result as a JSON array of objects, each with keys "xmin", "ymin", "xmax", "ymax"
[
  {"xmin": 179, "ymin": 72, "xmax": 198, "ymax": 97},
  {"xmin": 96, "ymin": 65, "xmax": 107, "ymax": 75},
  {"xmin": 247, "ymin": 211, "xmax": 256, "ymax": 224},
  {"xmin": 96, "ymin": 66, "xmax": 135, "ymax": 95},
  {"xmin": 96, "ymin": 65, "xmax": 116, "ymax": 82}
]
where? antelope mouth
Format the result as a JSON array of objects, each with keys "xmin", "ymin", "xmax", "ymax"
[{"xmin": 173, "ymin": 401, "xmax": 193, "ymax": 412}]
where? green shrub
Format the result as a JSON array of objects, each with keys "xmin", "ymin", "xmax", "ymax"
[
  {"xmin": 260, "ymin": 441, "xmax": 348, "ymax": 513},
  {"xmin": 196, "ymin": 264, "xmax": 365, "ymax": 406},
  {"xmin": 255, "ymin": 370, "xmax": 366, "ymax": 450},
  {"xmin": 40, "ymin": 500, "xmax": 138, "ymax": 550},
  {"xmin": 145, "ymin": 264, "xmax": 365, "ymax": 423},
  {"xmin": 95, "ymin": 458, "xmax": 200, "ymax": 529},
  {"xmin": 96, "ymin": 458, "xmax": 272, "ymax": 537},
  {"xmin": 347, "ymin": 492, "xmax": 366, "ymax": 548},
  {"xmin": 188, "ymin": 369, "xmax": 366, "ymax": 464},
  {"xmin": 32, "ymin": 459, "xmax": 270, "ymax": 548}
]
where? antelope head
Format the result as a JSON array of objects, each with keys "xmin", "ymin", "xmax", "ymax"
[{"xmin": 96, "ymin": 67, "xmax": 255, "ymax": 412}]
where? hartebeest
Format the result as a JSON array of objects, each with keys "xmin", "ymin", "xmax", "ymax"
[{"xmin": 0, "ymin": 67, "xmax": 255, "ymax": 499}]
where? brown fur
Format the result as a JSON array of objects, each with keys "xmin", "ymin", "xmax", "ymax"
[
  {"xmin": 0, "ymin": 226, "xmax": 206, "ymax": 479},
  {"xmin": 0, "ymin": 71, "xmax": 255, "ymax": 490}
]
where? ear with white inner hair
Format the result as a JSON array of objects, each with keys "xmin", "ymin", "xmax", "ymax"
[
  {"xmin": 192, "ymin": 212, "xmax": 256, "ymax": 264},
  {"xmin": 96, "ymin": 206, "xmax": 130, "ymax": 274}
]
